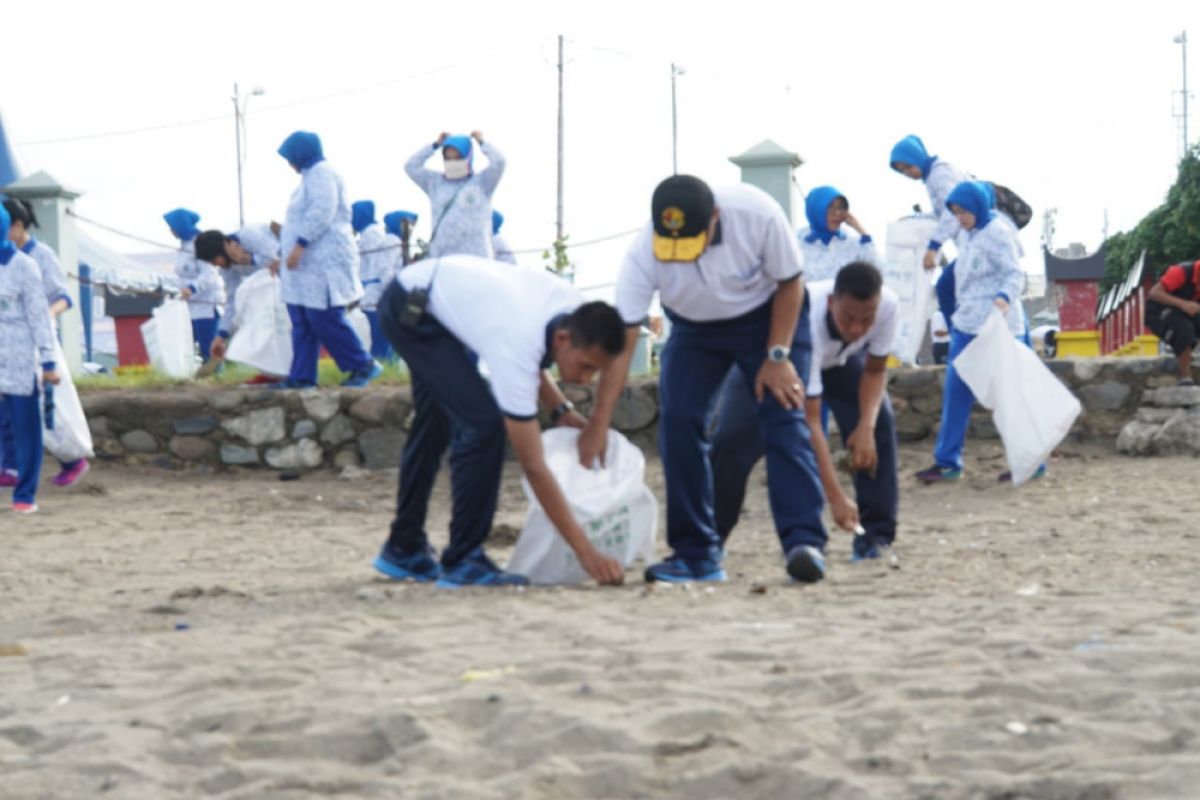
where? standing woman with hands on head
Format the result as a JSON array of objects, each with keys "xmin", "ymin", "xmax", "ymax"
[{"xmin": 405, "ymin": 131, "xmax": 505, "ymax": 258}]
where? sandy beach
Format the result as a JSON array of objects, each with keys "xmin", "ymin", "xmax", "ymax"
[{"xmin": 3, "ymin": 441, "xmax": 1200, "ymax": 800}]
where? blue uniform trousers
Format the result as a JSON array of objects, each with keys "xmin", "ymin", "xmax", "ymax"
[
  {"xmin": 286, "ymin": 304, "xmax": 373, "ymax": 385},
  {"xmin": 364, "ymin": 310, "xmax": 395, "ymax": 361},
  {"xmin": 377, "ymin": 282, "xmax": 505, "ymax": 569},
  {"xmin": 3, "ymin": 382, "xmax": 43, "ymax": 505},
  {"xmin": 661, "ymin": 299, "xmax": 825, "ymax": 564}
]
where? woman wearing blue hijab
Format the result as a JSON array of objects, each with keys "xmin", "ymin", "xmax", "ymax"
[
  {"xmin": 405, "ymin": 130, "xmax": 506, "ymax": 258},
  {"xmin": 351, "ymin": 200, "xmax": 398, "ymax": 362},
  {"xmin": 797, "ymin": 186, "xmax": 876, "ymax": 283},
  {"xmin": 277, "ymin": 131, "xmax": 380, "ymax": 388},
  {"xmin": 916, "ymin": 181, "xmax": 1028, "ymax": 485}
]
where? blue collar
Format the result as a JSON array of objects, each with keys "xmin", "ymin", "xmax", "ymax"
[
  {"xmin": 0, "ymin": 242, "xmax": 16, "ymax": 265},
  {"xmin": 20, "ymin": 237, "xmax": 37, "ymax": 255},
  {"xmin": 540, "ymin": 313, "xmax": 569, "ymax": 369},
  {"xmin": 804, "ymin": 228, "xmax": 848, "ymax": 245}
]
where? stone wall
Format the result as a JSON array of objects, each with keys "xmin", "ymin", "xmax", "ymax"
[{"xmin": 78, "ymin": 355, "xmax": 1180, "ymax": 472}]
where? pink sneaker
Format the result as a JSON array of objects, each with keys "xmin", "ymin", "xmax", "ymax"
[
  {"xmin": 53, "ymin": 459, "xmax": 90, "ymax": 488},
  {"xmin": 0, "ymin": 470, "xmax": 16, "ymax": 488},
  {"xmin": 12, "ymin": 502, "xmax": 38, "ymax": 514}
]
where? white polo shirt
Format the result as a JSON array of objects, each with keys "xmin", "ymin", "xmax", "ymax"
[
  {"xmin": 615, "ymin": 183, "xmax": 803, "ymax": 324},
  {"xmin": 399, "ymin": 255, "xmax": 585, "ymax": 419},
  {"xmin": 805, "ymin": 279, "xmax": 898, "ymax": 398}
]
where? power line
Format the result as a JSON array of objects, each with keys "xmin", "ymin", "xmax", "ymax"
[
  {"xmin": 70, "ymin": 207, "xmax": 642, "ymax": 259},
  {"xmin": 18, "ymin": 44, "xmax": 543, "ymax": 147}
]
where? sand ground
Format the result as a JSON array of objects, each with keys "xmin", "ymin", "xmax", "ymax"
[{"xmin": 2, "ymin": 441, "xmax": 1199, "ymax": 800}]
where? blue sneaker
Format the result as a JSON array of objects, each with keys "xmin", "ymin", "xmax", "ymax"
[
  {"xmin": 786, "ymin": 545, "xmax": 826, "ymax": 583},
  {"xmin": 342, "ymin": 361, "xmax": 384, "ymax": 388},
  {"xmin": 851, "ymin": 542, "xmax": 894, "ymax": 563},
  {"xmin": 373, "ymin": 545, "xmax": 441, "ymax": 583},
  {"xmin": 644, "ymin": 555, "xmax": 727, "ymax": 584},
  {"xmin": 436, "ymin": 549, "xmax": 529, "ymax": 589},
  {"xmin": 998, "ymin": 465, "xmax": 1047, "ymax": 483},
  {"xmin": 915, "ymin": 464, "xmax": 962, "ymax": 484}
]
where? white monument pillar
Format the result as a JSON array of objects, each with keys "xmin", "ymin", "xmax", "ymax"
[{"xmin": 728, "ymin": 140, "xmax": 804, "ymax": 225}]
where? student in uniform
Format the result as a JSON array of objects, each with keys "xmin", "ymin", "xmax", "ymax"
[
  {"xmin": 405, "ymin": 131, "xmax": 505, "ymax": 258},
  {"xmin": 797, "ymin": 186, "xmax": 876, "ymax": 283},
  {"xmin": 174, "ymin": 228, "xmax": 225, "ymax": 363},
  {"xmin": 579, "ymin": 175, "xmax": 828, "ymax": 584},
  {"xmin": 491, "ymin": 210, "xmax": 517, "ymax": 265},
  {"xmin": 1144, "ymin": 260, "xmax": 1200, "ymax": 386},
  {"xmin": 277, "ymin": 130, "xmax": 381, "ymax": 389},
  {"xmin": 373, "ymin": 254, "xmax": 627, "ymax": 588},
  {"xmin": 210, "ymin": 222, "xmax": 282, "ymax": 364},
  {"xmin": 916, "ymin": 181, "xmax": 1028, "ymax": 484},
  {"xmin": 351, "ymin": 200, "xmax": 398, "ymax": 362},
  {"xmin": 2, "ymin": 199, "xmax": 89, "ymax": 487},
  {"xmin": 712, "ymin": 262, "xmax": 900, "ymax": 561},
  {"xmin": 0, "ymin": 202, "xmax": 59, "ymax": 514}
]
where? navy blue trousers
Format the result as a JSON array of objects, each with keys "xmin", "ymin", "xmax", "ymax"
[
  {"xmin": 936, "ymin": 261, "xmax": 956, "ymax": 336},
  {"xmin": 364, "ymin": 310, "xmax": 395, "ymax": 361},
  {"xmin": 192, "ymin": 316, "xmax": 219, "ymax": 362},
  {"xmin": 3, "ymin": 382, "xmax": 43, "ymax": 505},
  {"xmin": 660, "ymin": 300, "xmax": 825, "ymax": 563},
  {"xmin": 712, "ymin": 351, "xmax": 898, "ymax": 557},
  {"xmin": 377, "ymin": 282, "xmax": 505, "ymax": 569},
  {"xmin": 0, "ymin": 401, "xmax": 13, "ymax": 474},
  {"xmin": 286, "ymin": 304, "xmax": 373, "ymax": 385}
]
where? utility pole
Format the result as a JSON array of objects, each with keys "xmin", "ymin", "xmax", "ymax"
[
  {"xmin": 671, "ymin": 63, "xmax": 685, "ymax": 174},
  {"xmin": 1175, "ymin": 31, "xmax": 1190, "ymax": 155},
  {"xmin": 232, "ymin": 83, "xmax": 265, "ymax": 228},
  {"xmin": 232, "ymin": 83, "xmax": 244, "ymax": 228},
  {"xmin": 556, "ymin": 35, "xmax": 565, "ymax": 246}
]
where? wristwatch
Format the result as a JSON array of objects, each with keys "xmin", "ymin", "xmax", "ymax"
[
  {"xmin": 767, "ymin": 345, "xmax": 791, "ymax": 363},
  {"xmin": 549, "ymin": 400, "xmax": 575, "ymax": 424}
]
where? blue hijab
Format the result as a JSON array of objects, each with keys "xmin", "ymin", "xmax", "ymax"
[
  {"xmin": 351, "ymin": 200, "xmax": 376, "ymax": 234},
  {"xmin": 889, "ymin": 135, "xmax": 937, "ymax": 179},
  {"xmin": 492, "ymin": 209, "xmax": 504, "ymax": 235},
  {"xmin": 803, "ymin": 186, "xmax": 847, "ymax": 245},
  {"xmin": 384, "ymin": 210, "xmax": 419, "ymax": 237},
  {"xmin": 945, "ymin": 180, "xmax": 996, "ymax": 231},
  {"xmin": 0, "ymin": 203, "xmax": 14, "ymax": 265},
  {"xmin": 442, "ymin": 135, "xmax": 474, "ymax": 171},
  {"xmin": 163, "ymin": 208, "xmax": 201, "ymax": 242},
  {"xmin": 278, "ymin": 131, "xmax": 325, "ymax": 170}
]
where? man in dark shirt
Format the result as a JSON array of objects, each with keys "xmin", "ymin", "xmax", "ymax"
[{"xmin": 1146, "ymin": 260, "xmax": 1200, "ymax": 385}]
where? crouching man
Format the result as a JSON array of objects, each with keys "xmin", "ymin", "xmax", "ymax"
[{"xmin": 373, "ymin": 254, "xmax": 627, "ymax": 588}]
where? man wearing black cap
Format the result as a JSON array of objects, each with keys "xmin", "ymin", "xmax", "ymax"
[{"xmin": 579, "ymin": 175, "xmax": 828, "ymax": 583}]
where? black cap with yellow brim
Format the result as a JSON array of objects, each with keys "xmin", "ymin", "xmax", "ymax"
[{"xmin": 651, "ymin": 175, "xmax": 714, "ymax": 263}]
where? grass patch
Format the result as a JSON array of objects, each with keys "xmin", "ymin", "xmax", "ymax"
[{"xmin": 75, "ymin": 359, "xmax": 410, "ymax": 390}]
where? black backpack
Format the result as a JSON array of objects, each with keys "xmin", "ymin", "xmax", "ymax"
[{"xmin": 989, "ymin": 182, "xmax": 1032, "ymax": 230}]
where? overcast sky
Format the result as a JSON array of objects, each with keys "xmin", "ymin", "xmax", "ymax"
[{"xmin": 5, "ymin": 0, "xmax": 1198, "ymax": 293}]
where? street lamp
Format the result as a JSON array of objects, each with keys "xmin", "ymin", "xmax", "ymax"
[
  {"xmin": 232, "ymin": 83, "xmax": 265, "ymax": 228},
  {"xmin": 1174, "ymin": 32, "xmax": 1189, "ymax": 155},
  {"xmin": 671, "ymin": 63, "xmax": 686, "ymax": 174}
]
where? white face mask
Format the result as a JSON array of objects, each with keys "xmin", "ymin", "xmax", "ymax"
[{"xmin": 444, "ymin": 159, "xmax": 470, "ymax": 180}]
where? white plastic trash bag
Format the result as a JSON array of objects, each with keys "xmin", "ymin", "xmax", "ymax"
[
  {"xmin": 226, "ymin": 271, "xmax": 292, "ymax": 376},
  {"xmin": 508, "ymin": 429, "xmax": 658, "ymax": 584},
  {"xmin": 39, "ymin": 315, "xmax": 93, "ymax": 462},
  {"xmin": 883, "ymin": 216, "xmax": 938, "ymax": 364},
  {"xmin": 953, "ymin": 310, "xmax": 1081, "ymax": 485},
  {"xmin": 347, "ymin": 307, "xmax": 372, "ymax": 353},
  {"xmin": 141, "ymin": 299, "xmax": 196, "ymax": 379}
]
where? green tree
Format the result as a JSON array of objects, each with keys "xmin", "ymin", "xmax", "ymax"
[{"xmin": 1102, "ymin": 148, "xmax": 1200, "ymax": 289}]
